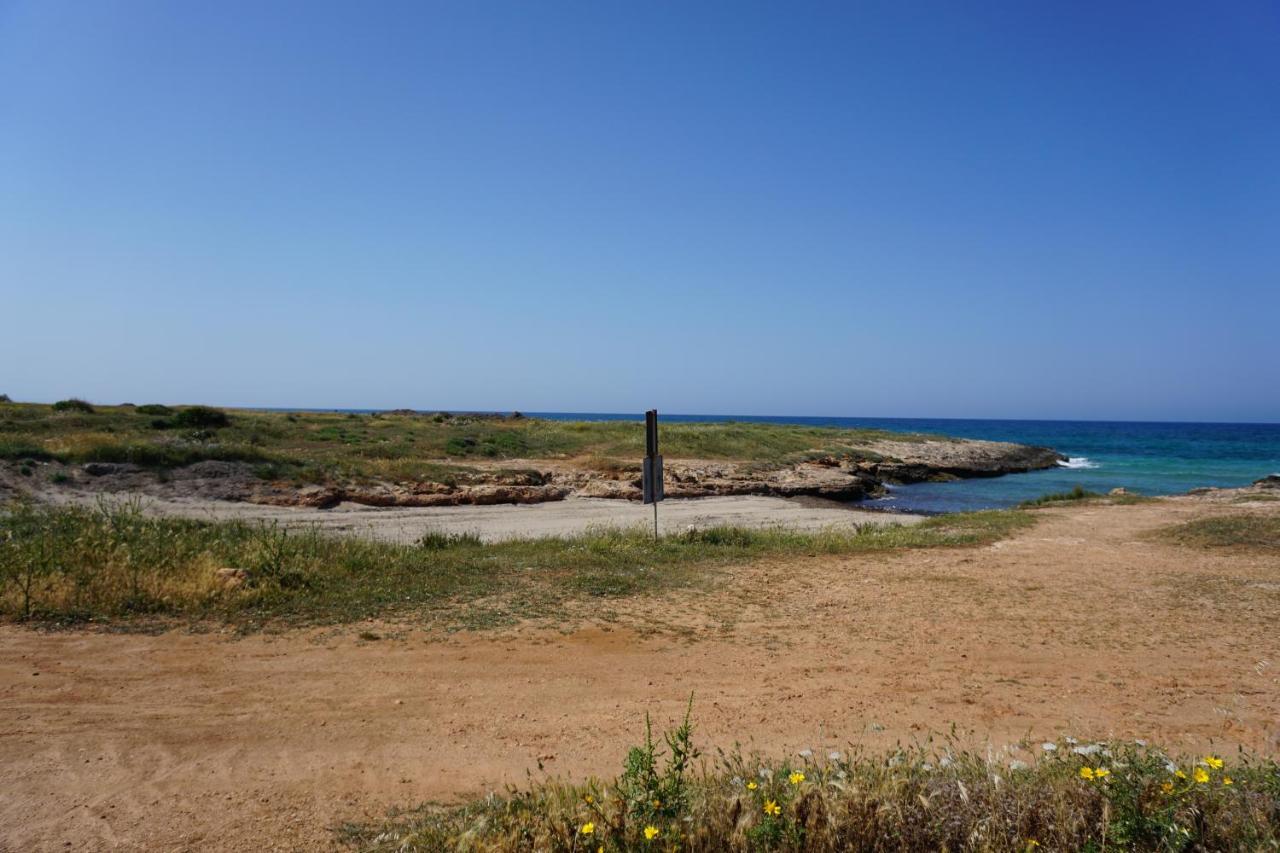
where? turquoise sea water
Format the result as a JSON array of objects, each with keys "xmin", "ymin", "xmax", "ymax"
[{"xmin": 525, "ymin": 413, "xmax": 1280, "ymax": 515}]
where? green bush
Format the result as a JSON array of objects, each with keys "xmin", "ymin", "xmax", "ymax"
[
  {"xmin": 172, "ymin": 406, "xmax": 230, "ymax": 429},
  {"xmin": 52, "ymin": 398, "xmax": 95, "ymax": 414},
  {"xmin": 135, "ymin": 404, "xmax": 173, "ymax": 416}
]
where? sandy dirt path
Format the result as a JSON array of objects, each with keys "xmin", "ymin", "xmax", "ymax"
[
  {"xmin": 2, "ymin": 498, "xmax": 1278, "ymax": 851},
  {"xmin": 43, "ymin": 493, "xmax": 920, "ymax": 543}
]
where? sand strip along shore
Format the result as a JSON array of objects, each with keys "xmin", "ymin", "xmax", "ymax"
[{"xmin": 39, "ymin": 492, "xmax": 923, "ymax": 543}]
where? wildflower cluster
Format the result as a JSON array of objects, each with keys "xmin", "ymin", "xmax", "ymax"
[{"xmin": 345, "ymin": 729, "xmax": 1280, "ymax": 852}]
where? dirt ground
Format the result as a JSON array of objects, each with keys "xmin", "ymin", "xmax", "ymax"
[{"xmin": 2, "ymin": 496, "xmax": 1278, "ymax": 851}]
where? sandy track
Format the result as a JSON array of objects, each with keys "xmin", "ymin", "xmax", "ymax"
[
  {"xmin": 2, "ymin": 497, "xmax": 1279, "ymax": 851},
  {"xmin": 44, "ymin": 493, "xmax": 920, "ymax": 543}
]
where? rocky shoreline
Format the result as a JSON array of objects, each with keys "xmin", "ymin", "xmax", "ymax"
[{"xmin": 1, "ymin": 437, "xmax": 1065, "ymax": 510}]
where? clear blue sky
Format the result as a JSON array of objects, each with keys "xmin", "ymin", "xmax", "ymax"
[{"xmin": 2, "ymin": 1, "xmax": 1277, "ymax": 422}]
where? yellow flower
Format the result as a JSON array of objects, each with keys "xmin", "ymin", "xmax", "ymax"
[
  {"xmin": 1174, "ymin": 769, "xmax": 1186, "ymax": 779},
  {"xmin": 1193, "ymin": 767, "xmax": 1210, "ymax": 784},
  {"xmin": 580, "ymin": 822, "xmax": 595, "ymax": 835},
  {"xmin": 746, "ymin": 781, "xmax": 758, "ymax": 790},
  {"xmin": 1202, "ymin": 755, "xmax": 1223, "ymax": 770},
  {"xmin": 1223, "ymin": 776, "xmax": 1234, "ymax": 786},
  {"xmin": 1161, "ymin": 781, "xmax": 1174, "ymax": 794},
  {"xmin": 644, "ymin": 826, "xmax": 660, "ymax": 841},
  {"xmin": 789, "ymin": 771, "xmax": 805, "ymax": 785},
  {"xmin": 1079, "ymin": 767, "xmax": 1095, "ymax": 780},
  {"xmin": 1094, "ymin": 767, "xmax": 1110, "ymax": 780},
  {"xmin": 763, "ymin": 799, "xmax": 781, "ymax": 817},
  {"xmin": 584, "ymin": 794, "xmax": 593, "ymax": 804}
]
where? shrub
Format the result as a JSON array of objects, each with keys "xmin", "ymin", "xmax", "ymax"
[
  {"xmin": 52, "ymin": 398, "xmax": 95, "ymax": 414},
  {"xmin": 0, "ymin": 393, "xmax": 11, "ymax": 403},
  {"xmin": 135, "ymin": 404, "xmax": 173, "ymax": 416},
  {"xmin": 172, "ymin": 406, "xmax": 230, "ymax": 429}
]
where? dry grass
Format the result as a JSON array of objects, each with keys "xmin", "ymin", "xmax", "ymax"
[{"xmin": 0, "ymin": 499, "xmax": 1034, "ymax": 629}]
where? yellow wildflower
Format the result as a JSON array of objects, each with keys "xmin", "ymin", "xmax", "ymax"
[
  {"xmin": 1203, "ymin": 755, "xmax": 1223, "ymax": 770},
  {"xmin": 580, "ymin": 822, "xmax": 595, "ymax": 835},
  {"xmin": 1079, "ymin": 767, "xmax": 1095, "ymax": 780},
  {"xmin": 644, "ymin": 826, "xmax": 660, "ymax": 841},
  {"xmin": 789, "ymin": 771, "xmax": 805, "ymax": 785},
  {"xmin": 584, "ymin": 794, "xmax": 593, "ymax": 804},
  {"xmin": 1161, "ymin": 781, "xmax": 1174, "ymax": 794},
  {"xmin": 1223, "ymin": 776, "xmax": 1234, "ymax": 786},
  {"xmin": 1174, "ymin": 769, "xmax": 1186, "ymax": 779},
  {"xmin": 746, "ymin": 781, "xmax": 758, "ymax": 791},
  {"xmin": 1094, "ymin": 767, "xmax": 1110, "ymax": 779},
  {"xmin": 1193, "ymin": 767, "xmax": 1209, "ymax": 784},
  {"xmin": 763, "ymin": 799, "xmax": 781, "ymax": 817}
]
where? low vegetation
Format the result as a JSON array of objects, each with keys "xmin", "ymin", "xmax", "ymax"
[
  {"xmin": 1163, "ymin": 514, "xmax": 1280, "ymax": 551},
  {"xmin": 51, "ymin": 397, "xmax": 95, "ymax": 414},
  {"xmin": 0, "ymin": 499, "xmax": 1032, "ymax": 628},
  {"xmin": 342, "ymin": 711, "xmax": 1280, "ymax": 851},
  {"xmin": 1019, "ymin": 485, "xmax": 1153, "ymax": 509},
  {"xmin": 1018, "ymin": 485, "xmax": 1104, "ymax": 507},
  {"xmin": 0, "ymin": 401, "xmax": 938, "ymax": 487}
]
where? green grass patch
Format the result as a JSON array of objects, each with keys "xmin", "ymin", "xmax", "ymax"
[
  {"xmin": 1018, "ymin": 485, "xmax": 1105, "ymax": 508},
  {"xmin": 1162, "ymin": 514, "xmax": 1280, "ymax": 551},
  {"xmin": 0, "ymin": 402, "xmax": 943, "ymax": 487},
  {"xmin": 0, "ymin": 501, "xmax": 1032, "ymax": 629},
  {"xmin": 340, "ymin": 711, "xmax": 1280, "ymax": 851}
]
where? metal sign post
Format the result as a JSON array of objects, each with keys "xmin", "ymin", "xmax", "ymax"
[{"xmin": 642, "ymin": 409, "xmax": 663, "ymax": 539}]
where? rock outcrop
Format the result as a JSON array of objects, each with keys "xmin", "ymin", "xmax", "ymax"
[{"xmin": 2, "ymin": 436, "xmax": 1065, "ymax": 510}]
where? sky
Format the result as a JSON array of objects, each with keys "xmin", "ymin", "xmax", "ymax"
[{"xmin": 2, "ymin": 1, "xmax": 1277, "ymax": 422}]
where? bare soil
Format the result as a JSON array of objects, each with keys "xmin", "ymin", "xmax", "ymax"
[{"xmin": 3, "ymin": 496, "xmax": 1279, "ymax": 851}]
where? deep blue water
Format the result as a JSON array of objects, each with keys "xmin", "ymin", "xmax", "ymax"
[{"xmin": 522, "ymin": 413, "xmax": 1280, "ymax": 514}]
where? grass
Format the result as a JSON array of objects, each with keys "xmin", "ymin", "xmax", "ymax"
[
  {"xmin": 1019, "ymin": 485, "xmax": 1155, "ymax": 509},
  {"xmin": 1162, "ymin": 514, "xmax": 1280, "ymax": 551},
  {"xmin": 1018, "ymin": 485, "xmax": 1104, "ymax": 508},
  {"xmin": 0, "ymin": 500, "xmax": 1033, "ymax": 629},
  {"xmin": 0, "ymin": 401, "xmax": 941, "ymax": 487},
  {"xmin": 340, "ymin": 711, "xmax": 1280, "ymax": 851}
]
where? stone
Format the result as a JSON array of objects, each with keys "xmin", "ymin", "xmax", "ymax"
[
  {"xmin": 1109, "ymin": 487, "xmax": 1130, "ymax": 496},
  {"xmin": 215, "ymin": 568, "xmax": 251, "ymax": 590}
]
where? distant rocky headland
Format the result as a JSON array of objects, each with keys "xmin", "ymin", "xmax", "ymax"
[{"xmin": 0, "ymin": 401, "xmax": 1064, "ymax": 509}]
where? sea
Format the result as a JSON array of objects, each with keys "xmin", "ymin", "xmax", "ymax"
[{"xmin": 520, "ymin": 413, "xmax": 1280, "ymax": 515}]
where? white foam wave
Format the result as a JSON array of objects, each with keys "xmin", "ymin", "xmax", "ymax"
[{"xmin": 1057, "ymin": 457, "xmax": 1099, "ymax": 470}]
